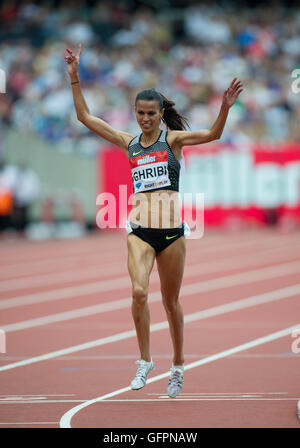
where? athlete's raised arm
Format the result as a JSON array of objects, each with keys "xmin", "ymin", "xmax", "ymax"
[
  {"xmin": 64, "ymin": 44, "xmax": 133, "ymax": 155},
  {"xmin": 170, "ymin": 77, "xmax": 243, "ymax": 147}
]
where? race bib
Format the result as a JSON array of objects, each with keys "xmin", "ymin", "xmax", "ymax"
[{"xmin": 130, "ymin": 150, "xmax": 171, "ymax": 193}]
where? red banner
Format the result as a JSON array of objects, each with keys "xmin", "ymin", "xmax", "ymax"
[{"xmin": 97, "ymin": 142, "xmax": 300, "ymax": 229}]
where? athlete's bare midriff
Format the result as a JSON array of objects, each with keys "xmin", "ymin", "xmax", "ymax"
[{"xmin": 128, "ymin": 189, "xmax": 182, "ymax": 229}]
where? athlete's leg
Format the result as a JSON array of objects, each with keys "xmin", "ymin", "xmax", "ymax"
[
  {"xmin": 127, "ymin": 233, "xmax": 156, "ymax": 362},
  {"xmin": 156, "ymin": 236, "xmax": 186, "ymax": 366}
]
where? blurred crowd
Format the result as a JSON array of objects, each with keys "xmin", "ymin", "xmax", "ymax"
[{"xmin": 1, "ymin": 0, "xmax": 300, "ymax": 157}]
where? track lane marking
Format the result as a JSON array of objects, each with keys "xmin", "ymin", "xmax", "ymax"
[
  {"xmin": 0, "ymin": 283, "xmax": 299, "ymax": 371},
  {"xmin": 1, "ymin": 398, "xmax": 299, "ymax": 405},
  {"xmin": 0, "ymin": 233, "xmax": 286, "ymax": 297},
  {"xmin": 59, "ymin": 323, "xmax": 300, "ymax": 427},
  {"xmin": 0, "ymin": 241, "xmax": 298, "ymax": 294},
  {"xmin": 0, "ymin": 400, "xmax": 88, "ymax": 404},
  {"xmin": 0, "ymin": 422, "xmax": 59, "ymax": 425},
  {"xmin": 0, "ymin": 231, "xmax": 288, "ymax": 279},
  {"xmin": 2, "ymin": 261, "xmax": 300, "ymax": 332},
  {"xmin": 148, "ymin": 392, "xmax": 288, "ymax": 395},
  {"xmin": 74, "ymin": 398, "xmax": 299, "ymax": 402}
]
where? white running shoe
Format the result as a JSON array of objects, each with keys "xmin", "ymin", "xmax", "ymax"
[
  {"xmin": 130, "ymin": 358, "xmax": 155, "ymax": 390},
  {"xmin": 167, "ymin": 364, "xmax": 184, "ymax": 398}
]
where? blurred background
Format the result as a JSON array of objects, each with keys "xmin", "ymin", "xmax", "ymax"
[{"xmin": 1, "ymin": 0, "xmax": 300, "ymax": 240}]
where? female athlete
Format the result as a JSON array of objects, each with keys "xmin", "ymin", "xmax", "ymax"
[{"xmin": 64, "ymin": 44, "xmax": 243, "ymax": 398}]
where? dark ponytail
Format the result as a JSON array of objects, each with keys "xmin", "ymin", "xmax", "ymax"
[
  {"xmin": 158, "ymin": 92, "xmax": 190, "ymax": 131},
  {"xmin": 135, "ymin": 88, "xmax": 190, "ymax": 131}
]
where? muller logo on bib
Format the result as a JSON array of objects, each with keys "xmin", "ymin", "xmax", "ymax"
[{"xmin": 137, "ymin": 155, "xmax": 156, "ymax": 165}]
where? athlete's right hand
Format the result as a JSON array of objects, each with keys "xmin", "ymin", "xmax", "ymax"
[{"xmin": 64, "ymin": 44, "xmax": 82, "ymax": 78}]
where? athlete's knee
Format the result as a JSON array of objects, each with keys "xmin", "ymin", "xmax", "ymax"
[
  {"xmin": 162, "ymin": 294, "xmax": 180, "ymax": 314},
  {"xmin": 132, "ymin": 284, "xmax": 148, "ymax": 307}
]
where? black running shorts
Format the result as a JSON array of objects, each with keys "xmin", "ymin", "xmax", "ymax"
[{"xmin": 126, "ymin": 221, "xmax": 189, "ymax": 254}]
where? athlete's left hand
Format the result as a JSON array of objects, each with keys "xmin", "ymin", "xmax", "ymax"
[{"xmin": 222, "ymin": 78, "xmax": 243, "ymax": 108}]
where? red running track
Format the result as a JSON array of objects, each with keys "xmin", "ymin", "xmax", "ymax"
[{"xmin": 0, "ymin": 228, "xmax": 300, "ymax": 428}]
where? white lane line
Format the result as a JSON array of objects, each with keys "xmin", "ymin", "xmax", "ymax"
[
  {"xmin": 0, "ymin": 243, "xmax": 126, "ymax": 279},
  {"xmin": 0, "ymin": 393, "xmax": 290, "ymax": 404},
  {"xmin": 76, "ymin": 398, "xmax": 299, "ymax": 402},
  {"xmin": 0, "ymin": 242, "xmax": 115, "ymax": 267},
  {"xmin": 0, "ymin": 261, "xmax": 127, "ymax": 293},
  {"xmin": 148, "ymin": 392, "xmax": 288, "ymax": 395},
  {"xmin": 1, "ymin": 283, "xmax": 299, "ymax": 371},
  {"xmin": 0, "ymin": 231, "xmax": 284, "ymax": 279},
  {"xmin": 0, "ymin": 277, "xmax": 130, "ymax": 311},
  {"xmin": 0, "ymin": 234, "xmax": 280, "ymax": 298},
  {"xmin": 0, "ymin": 229, "xmax": 266, "ymax": 260},
  {"xmin": 1, "ymin": 297, "xmax": 140, "ymax": 332},
  {"xmin": 4, "ymin": 398, "xmax": 298, "ymax": 404},
  {"xmin": 0, "ymin": 400, "xmax": 87, "ymax": 404},
  {"xmin": 0, "ymin": 252, "xmax": 119, "ymax": 281},
  {"xmin": 0, "ymin": 240, "xmax": 298, "ymax": 294},
  {"xmin": 2, "ymin": 260, "xmax": 300, "ymax": 332},
  {"xmin": 0, "ymin": 422, "xmax": 58, "ymax": 425},
  {"xmin": 0, "ymin": 231, "xmax": 296, "ymax": 279},
  {"xmin": 59, "ymin": 323, "xmax": 300, "ymax": 428},
  {"xmin": 0, "ymin": 353, "xmax": 292, "ymax": 361},
  {"xmin": 0, "ymin": 394, "xmax": 76, "ymax": 396}
]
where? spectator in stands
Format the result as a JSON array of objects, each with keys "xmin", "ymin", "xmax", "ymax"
[
  {"xmin": 10, "ymin": 162, "xmax": 40, "ymax": 236},
  {"xmin": 0, "ymin": 160, "xmax": 14, "ymax": 235},
  {"xmin": 1, "ymin": 0, "xmax": 300, "ymax": 155}
]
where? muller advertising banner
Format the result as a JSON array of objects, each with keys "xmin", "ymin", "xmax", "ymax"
[{"xmin": 97, "ymin": 142, "xmax": 300, "ymax": 230}]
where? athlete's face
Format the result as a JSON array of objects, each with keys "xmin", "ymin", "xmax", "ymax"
[{"xmin": 135, "ymin": 100, "xmax": 164, "ymax": 133}]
